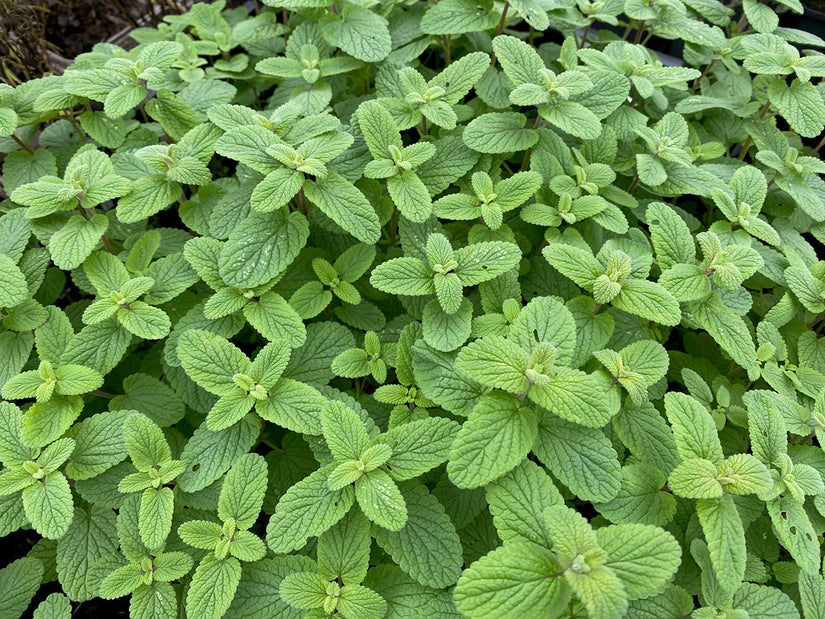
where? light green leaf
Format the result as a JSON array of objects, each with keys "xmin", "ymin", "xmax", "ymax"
[
  {"xmin": 185, "ymin": 555, "xmax": 242, "ymax": 619},
  {"xmin": 447, "ymin": 391, "xmax": 537, "ymax": 489}
]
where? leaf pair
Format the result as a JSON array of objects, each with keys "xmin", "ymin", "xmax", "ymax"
[{"xmin": 178, "ymin": 329, "xmax": 326, "ymax": 432}]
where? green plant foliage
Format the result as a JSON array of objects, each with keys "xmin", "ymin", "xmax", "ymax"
[{"xmin": 2, "ymin": 0, "xmax": 825, "ymax": 617}]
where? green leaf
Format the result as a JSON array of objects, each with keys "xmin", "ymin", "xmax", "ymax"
[
  {"xmin": 50, "ymin": 214, "xmax": 109, "ymax": 271},
  {"xmin": 177, "ymin": 329, "xmax": 250, "ymax": 396},
  {"xmin": 321, "ymin": 5, "xmax": 391, "ymax": 62},
  {"xmin": 65, "ymin": 410, "xmax": 129, "ymax": 480},
  {"xmin": 139, "ymin": 486, "xmax": 173, "ymax": 550},
  {"xmin": 117, "ymin": 175, "xmax": 179, "ymax": 224},
  {"xmin": 338, "ymin": 585, "xmax": 387, "ymax": 619},
  {"xmin": 665, "ymin": 392, "xmax": 724, "ymax": 465},
  {"xmin": 486, "ymin": 460, "xmax": 563, "ymax": 546},
  {"xmin": 380, "ymin": 416, "xmax": 460, "ymax": 481},
  {"xmin": 533, "ymin": 416, "xmax": 621, "ymax": 503},
  {"xmin": 492, "ymin": 35, "xmax": 544, "ymax": 87},
  {"xmin": 355, "ymin": 468, "xmax": 407, "ymax": 531},
  {"xmin": 0, "ymin": 557, "xmax": 44, "ymax": 619},
  {"xmin": 613, "ymin": 279, "xmax": 681, "ymax": 326},
  {"xmin": 454, "ymin": 542, "xmax": 570, "ymax": 618},
  {"xmin": 370, "ymin": 257, "xmax": 434, "ymax": 296},
  {"xmin": 321, "ymin": 401, "xmax": 371, "ymax": 463},
  {"xmin": 56, "ymin": 504, "xmax": 118, "ymax": 600},
  {"xmin": 178, "ymin": 414, "xmax": 260, "ymax": 493},
  {"xmin": 33, "ymin": 593, "xmax": 72, "ymax": 619},
  {"xmin": 256, "ymin": 378, "xmax": 326, "ymax": 435},
  {"xmin": 186, "ymin": 555, "xmax": 242, "ymax": 619},
  {"xmin": 691, "ymin": 293, "xmax": 757, "ymax": 371},
  {"xmin": 597, "ymin": 524, "xmax": 681, "ymax": 599},
  {"xmin": 540, "ymin": 101, "xmax": 602, "ymax": 140},
  {"xmin": 768, "ymin": 79, "xmax": 825, "ymax": 138},
  {"xmin": 123, "ymin": 413, "xmax": 171, "ymax": 471},
  {"xmin": 463, "ymin": 113, "xmax": 539, "ymax": 154},
  {"xmin": 422, "ymin": 297, "xmax": 473, "ymax": 352},
  {"xmin": 696, "ymin": 494, "xmax": 746, "ymax": 592},
  {"xmin": 304, "ymin": 172, "xmax": 380, "ymax": 244},
  {"xmin": 318, "ymin": 509, "xmax": 371, "ymax": 585},
  {"xmin": 528, "ymin": 368, "xmax": 618, "ymax": 428},
  {"xmin": 373, "ymin": 481, "xmax": 462, "ymax": 588},
  {"xmin": 218, "ymin": 453, "xmax": 267, "ymax": 530},
  {"xmin": 421, "ymin": 0, "xmax": 499, "ymax": 34},
  {"xmin": 266, "ymin": 466, "xmax": 356, "ymax": 553},
  {"xmin": 117, "ymin": 301, "xmax": 170, "ymax": 340},
  {"xmin": 447, "ymin": 391, "xmax": 537, "ymax": 488},
  {"xmin": 219, "ymin": 210, "xmax": 309, "ymax": 288},
  {"xmin": 668, "ymin": 458, "xmax": 724, "ymax": 499},
  {"xmin": 0, "ymin": 253, "xmax": 28, "ymax": 308}
]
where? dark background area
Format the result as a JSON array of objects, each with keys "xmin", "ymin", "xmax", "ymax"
[{"xmin": 2, "ymin": 0, "xmax": 824, "ymax": 86}]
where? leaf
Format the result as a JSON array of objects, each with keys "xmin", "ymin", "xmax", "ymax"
[
  {"xmin": 177, "ymin": 329, "xmax": 250, "ymax": 396},
  {"xmin": 380, "ymin": 416, "xmax": 460, "ymax": 481},
  {"xmin": 318, "ymin": 509, "xmax": 371, "ymax": 585},
  {"xmin": 117, "ymin": 302, "xmax": 170, "ymax": 340},
  {"xmin": 356, "ymin": 469, "xmax": 407, "ymax": 531},
  {"xmin": 540, "ymin": 101, "xmax": 602, "ymax": 140},
  {"xmin": 696, "ymin": 494, "xmax": 746, "ymax": 592},
  {"xmin": 139, "ymin": 486, "xmax": 173, "ymax": 550},
  {"xmin": 123, "ymin": 413, "xmax": 171, "ymax": 471},
  {"xmin": 422, "ymin": 297, "xmax": 473, "ymax": 352},
  {"xmin": 49, "ymin": 214, "xmax": 109, "ymax": 271},
  {"xmin": 0, "ymin": 254, "xmax": 28, "ymax": 308},
  {"xmin": 56, "ymin": 504, "xmax": 118, "ymax": 600},
  {"xmin": 463, "ymin": 113, "xmax": 539, "ymax": 154},
  {"xmin": 528, "ymin": 368, "xmax": 618, "ymax": 428},
  {"xmin": 266, "ymin": 466, "xmax": 356, "ymax": 553},
  {"xmin": 447, "ymin": 391, "xmax": 537, "ymax": 488},
  {"xmin": 186, "ymin": 555, "xmax": 242, "ymax": 619},
  {"xmin": 532, "ymin": 417, "xmax": 621, "ymax": 503},
  {"xmin": 22, "ymin": 472, "xmax": 73, "ymax": 539},
  {"xmin": 178, "ymin": 414, "xmax": 260, "ymax": 493},
  {"xmin": 668, "ymin": 458, "xmax": 723, "ymax": 499},
  {"xmin": 420, "ymin": 0, "xmax": 499, "ymax": 34},
  {"xmin": 691, "ymin": 293, "xmax": 757, "ymax": 370},
  {"xmin": 454, "ymin": 542, "xmax": 570, "ymax": 618},
  {"xmin": 486, "ymin": 460, "xmax": 563, "ymax": 546},
  {"xmin": 665, "ymin": 392, "xmax": 724, "ymax": 465},
  {"xmin": 0, "ymin": 557, "xmax": 44, "ymax": 619},
  {"xmin": 768, "ymin": 78, "xmax": 825, "ymax": 138},
  {"xmin": 219, "ymin": 210, "xmax": 309, "ymax": 288},
  {"xmin": 33, "ymin": 593, "xmax": 72, "ymax": 619},
  {"xmin": 373, "ymin": 481, "xmax": 462, "ymax": 588},
  {"xmin": 321, "ymin": 5, "xmax": 391, "ymax": 62},
  {"xmin": 304, "ymin": 172, "xmax": 380, "ymax": 244},
  {"xmin": 370, "ymin": 258, "xmax": 433, "ymax": 296},
  {"xmin": 218, "ymin": 453, "xmax": 267, "ymax": 530},
  {"xmin": 613, "ymin": 279, "xmax": 681, "ymax": 326},
  {"xmin": 597, "ymin": 524, "xmax": 681, "ymax": 599}
]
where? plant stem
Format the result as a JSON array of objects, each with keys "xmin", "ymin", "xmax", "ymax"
[
  {"xmin": 443, "ymin": 35, "xmax": 451, "ymax": 66},
  {"xmin": 578, "ymin": 22, "xmax": 592, "ymax": 49},
  {"xmin": 297, "ymin": 188, "xmax": 306, "ymax": 214},
  {"xmin": 692, "ymin": 58, "xmax": 717, "ymax": 89},
  {"xmin": 496, "ymin": 1, "xmax": 509, "ymax": 36},
  {"xmin": 633, "ymin": 21, "xmax": 647, "ymax": 44},
  {"xmin": 11, "ymin": 134, "xmax": 34, "ymax": 153},
  {"xmin": 91, "ymin": 390, "xmax": 116, "ymax": 399},
  {"xmin": 737, "ymin": 136, "xmax": 752, "ymax": 160},
  {"xmin": 811, "ymin": 133, "xmax": 825, "ymax": 156},
  {"xmin": 421, "ymin": 115, "xmax": 428, "ymax": 136},
  {"xmin": 628, "ymin": 171, "xmax": 640, "ymax": 194}
]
